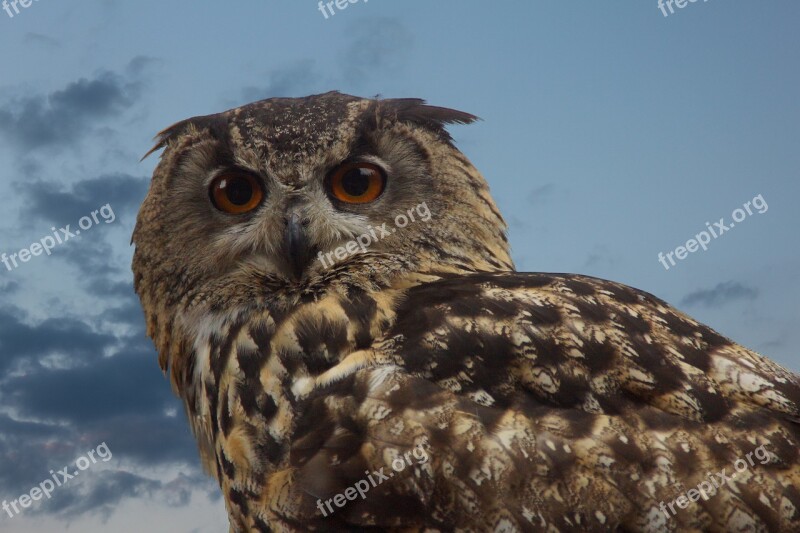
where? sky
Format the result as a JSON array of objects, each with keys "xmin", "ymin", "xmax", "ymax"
[{"xmin": 0, "ymin": 1, "xmax": 797, "ymax": 531}]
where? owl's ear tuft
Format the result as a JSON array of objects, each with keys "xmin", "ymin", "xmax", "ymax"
[
  {"xmin": 141, "ymin": 119, "xmax": 190, "ymax": 161},
  {"xmin": 141, "ymin": 114, "xmax": 229, "ymax": 161},
  {"xmin": 377, "ymin": 98, "xmax": 480, "ymax": 142}
]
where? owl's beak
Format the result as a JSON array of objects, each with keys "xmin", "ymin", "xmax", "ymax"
[{"xmin": 283, "ymin": 210, "xmax": 314, "ymax": 280}]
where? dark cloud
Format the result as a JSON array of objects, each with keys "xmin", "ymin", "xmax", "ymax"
[
  {"xmin": 338, "ymin": 18, "xmax": 412, "ymax": 79},
  {"xmin": 0, "ymin": 306, "xmax": 117, "ymax": 374},
  {"xmin": 29, "ymin": 470, "xmax": 214, "ymax": 521},
  {"xmin": 12, "ymin": 173, "xmax": 148, "ymax": 277},
  {"xmin": 681, "ymin": 281, "xmax": 759, "ymax": 308},
  {"xmin": 0, "ymin": 60, "xmax": 148, "ymax": 151},
  {"xmin": 238, "ymin": 18, "xmax": 411, "ymax": 105},
  {"xmin": 42, "ymin": 470, "xmax": 161, "ymax": 520},
  {"xmin": 57, "ymin": 470, "xmax": 209, "ymax": 517},
  {"xmin": 25, "ymin": 174, "xmax": 148, "ymax": 223},
  {"xmin": 507, "ymin": 215, "xmax": 529, "ymax": 229},
  {"xmin": 99, "ymin": 293, "xmax": 147, "ymax": 333},
  {"xmin": 527, "ymin": 183, "xmax": 556, "ymax": 205},
  {"xmin": 583, "ymin": 245, "xmax": 617, "ymax": 270},
  {"xmin": 0, "ymin": 417, "xmax": 76, "ymax": 496},
  {"xmin": 85, "ymin": 279, "xmax": 137, "ymax": 300},
  {"xmin": 0, "ymin": 280, "xmax": 20, "ymax": 295},
  {"xmin": 0, "ymin": 194, "xmax": 211, "ymax": 518},
  {"xmin": 125, "ymin": 56, "xmax": 161, "ymax": 78},
  {"xmin": 5, "ymin": 346, "xmax": 176, "ymax": 423},
  {"xmin": 241, "ymin": 60, "xmax": 324, "ymax": 102},
  {"xmin": 0, "ymin": 407, "xmax": 204, "ymax": 504},
  {"xmin": 0, "ymin": 413, "xmax": 63, "ymax": 439},
  {"xmin": 84, "ymin": 413, "xmax": 201, "ymax": 468},
  {"xmin": 0, "ymin": 297, "xmax": 210, "ymax": 519},
  {"xmin": 23, "ymin": 33, "xmax": 60, "ymax": 48}
]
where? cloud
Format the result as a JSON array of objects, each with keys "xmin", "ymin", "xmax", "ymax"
[
  {"xmin": 12, "ymin": 173, "xmax": 148, "ymax": 276},
  {"xmin": 0, "ymin": 298, "xmax": 209, "ymax": 519},
  {"xmin": 0, "ymin": 60, "xmax": 150, "ymax": 151},
  {"xmin": 23, "ymin": 33, "xmax": 60, "ymax": 48},
  {"xmin": 0, "ymin": 306, "xmax": 117, "ymax": 374},
  {"xmin": 338, "ymin": 18, "xmax": 412, "ymax": 79},
  {"xmin": 4, "ymin": 346, "xmax": 176, "ymax": 423},
  {"xmin": 241, "ymin": 60, "xmax": 324, "ymax": 102},
  {"xmin": 238, "ymin": 18, "xmax": 412, "ymax": 104},
  {"xmin": 527, "ymin": 183, "xmax": 556, "ymax": 205},
  {"xmin": 680, "ymin": 281, "xmax": 759, "ymax": 308},
  {"xmin": 0, "ymin": 280, "xmax": 20, "ymax": 295},
  {"xmin": 507, "ymin": 215, "xmax": 529, "ymax": 229},
  {"xmin": 59, "ymin": 470, "xmax": 210, "ymax": 518},
  {"xmin": 41, "ymin": 470, "xmax": 162, "ymax": 520},
  {"xmin": 583, "ymin": 245, "xmax": 617, "ymax": 270},
  {"xmin": 25, "ymin": 173, "xmax": 148, "ymax": 225},
  {"xmin": 24, "ymin": 470, "xmax": 214, "ymax": 521},
  {"xmin": 125, "ymin": 56, "xmax": 161, "ymax": 78}
]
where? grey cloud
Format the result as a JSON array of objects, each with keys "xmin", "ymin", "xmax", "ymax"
[
  {"xmin": 0, "ymin": 297, "xmax": 200, "ymax": 482},
  {"xmin": 32, "ymin": 470, "xmax": 213, "ymax": 520},
  {"xmin": 339, "ymin": 18, "xmax": 412, "ymax": 79},
  {"xmin": 0, "ymin": 280, "xmax": 20, "ymax": 295},
  {"xmin": 14, "ymin": 173, "xmax": 148, "ymax": 278},
  {"xmin": 681, "ymin": 281, "xmax": 759, "ymax": 308},
  {"xmin": 25, "ymin": 174, "xmax": 148, "ymax": 223},
  {"xmin": 527, "ymin": 183, "xmax": 556, "ymax": 205},
  {"xmin": 23, "ymin": 32, "xmax": 60, "ymax": 48},
  {"xmin": 0, "ymin": 306, "xmax": 117, "ymax": 374},
  {"xmin": 583, "ymin": 245, "xmax": 617, "ymax": 270},
  {"xmin": 239, "ymin": 18, "xmax": 412, "ymax": 104},
  {"xmin": 125, "ymin": 56, "xmax": 161, "ymax": 78},
  {"xmin": 4, "ymin": 343, "xmax": 176, "ymax": 423},
  {"xmin": 0, "ymin": 60, "xmax": 148, "ymax": 151},
  {"xmin": 241, "ymin": 60, "xmax": 324, "ymax": 102}
]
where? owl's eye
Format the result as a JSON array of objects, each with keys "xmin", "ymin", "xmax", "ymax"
[
  {"xmin": 209, "ymin": 173, "xmax": 264, "ymax": 214},
  {"xmin": 327, "ymin": 162, "xmax": 386, "ymax": 204}
]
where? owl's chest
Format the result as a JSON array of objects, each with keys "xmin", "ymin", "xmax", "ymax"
[{"xmin": 187, "ymin": 291, "xmax": 395, "ymax": 476}]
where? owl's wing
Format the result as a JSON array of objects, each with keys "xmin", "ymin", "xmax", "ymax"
[{"xmin": 295, "ymin": 272, "xmax": 800, "ymax": 532}]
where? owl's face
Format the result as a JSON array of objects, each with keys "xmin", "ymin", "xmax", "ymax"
[{"xmin": 133, "ymin": 92, "xmax": 512, "ymax": 315}]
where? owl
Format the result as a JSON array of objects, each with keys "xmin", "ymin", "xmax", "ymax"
[{"xmin": 132, "ymin": 92, "xmax": 800, "ymax": 532}]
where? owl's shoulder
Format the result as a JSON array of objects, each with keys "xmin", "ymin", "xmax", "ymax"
[{"xmin": 378, "ymin": 271, "xmax": 800, "ymax": 424}]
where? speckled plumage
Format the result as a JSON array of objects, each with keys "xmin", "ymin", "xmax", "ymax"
[{"xmin": 132, "ymin": 92, "xmax": 800, "ymax": 532}]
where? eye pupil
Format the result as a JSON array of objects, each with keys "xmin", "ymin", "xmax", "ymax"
[
  {"xmin": 223, "ymin": 178, "xmax": 254, "ymax": 205},
  {"xmin": 210, "ymin": 173, "xmax": 264, "ymax": 214},
  {"xmin": 341, "ymin": 169, "xmax": 371, "ymax": 197},
  {"xmin": 327, "ymin": 162, "xmax": 386, "ymax": 204}
]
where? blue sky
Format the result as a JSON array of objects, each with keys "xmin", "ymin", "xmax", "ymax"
[{"xmin": 0, "ymin": 1, "xmax": 797, "ymax": 531}]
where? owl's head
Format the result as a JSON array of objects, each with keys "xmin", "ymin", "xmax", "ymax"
[{"xmin": 132, "ymin": 92, "xmax": 512, "ymax": 353}]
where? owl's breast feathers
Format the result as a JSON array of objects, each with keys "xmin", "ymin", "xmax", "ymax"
[{"xmin": 185, "ymin": 272, "xmax": 800, "ymax": 532}]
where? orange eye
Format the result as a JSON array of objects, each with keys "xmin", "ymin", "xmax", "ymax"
[
  {"xmin": 327, "ymin": 162, "xmax": 385, "ymax": 204},
  {"xmin": 209, "ymin": 173, "xmax": 264, "ymax": 214}
]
